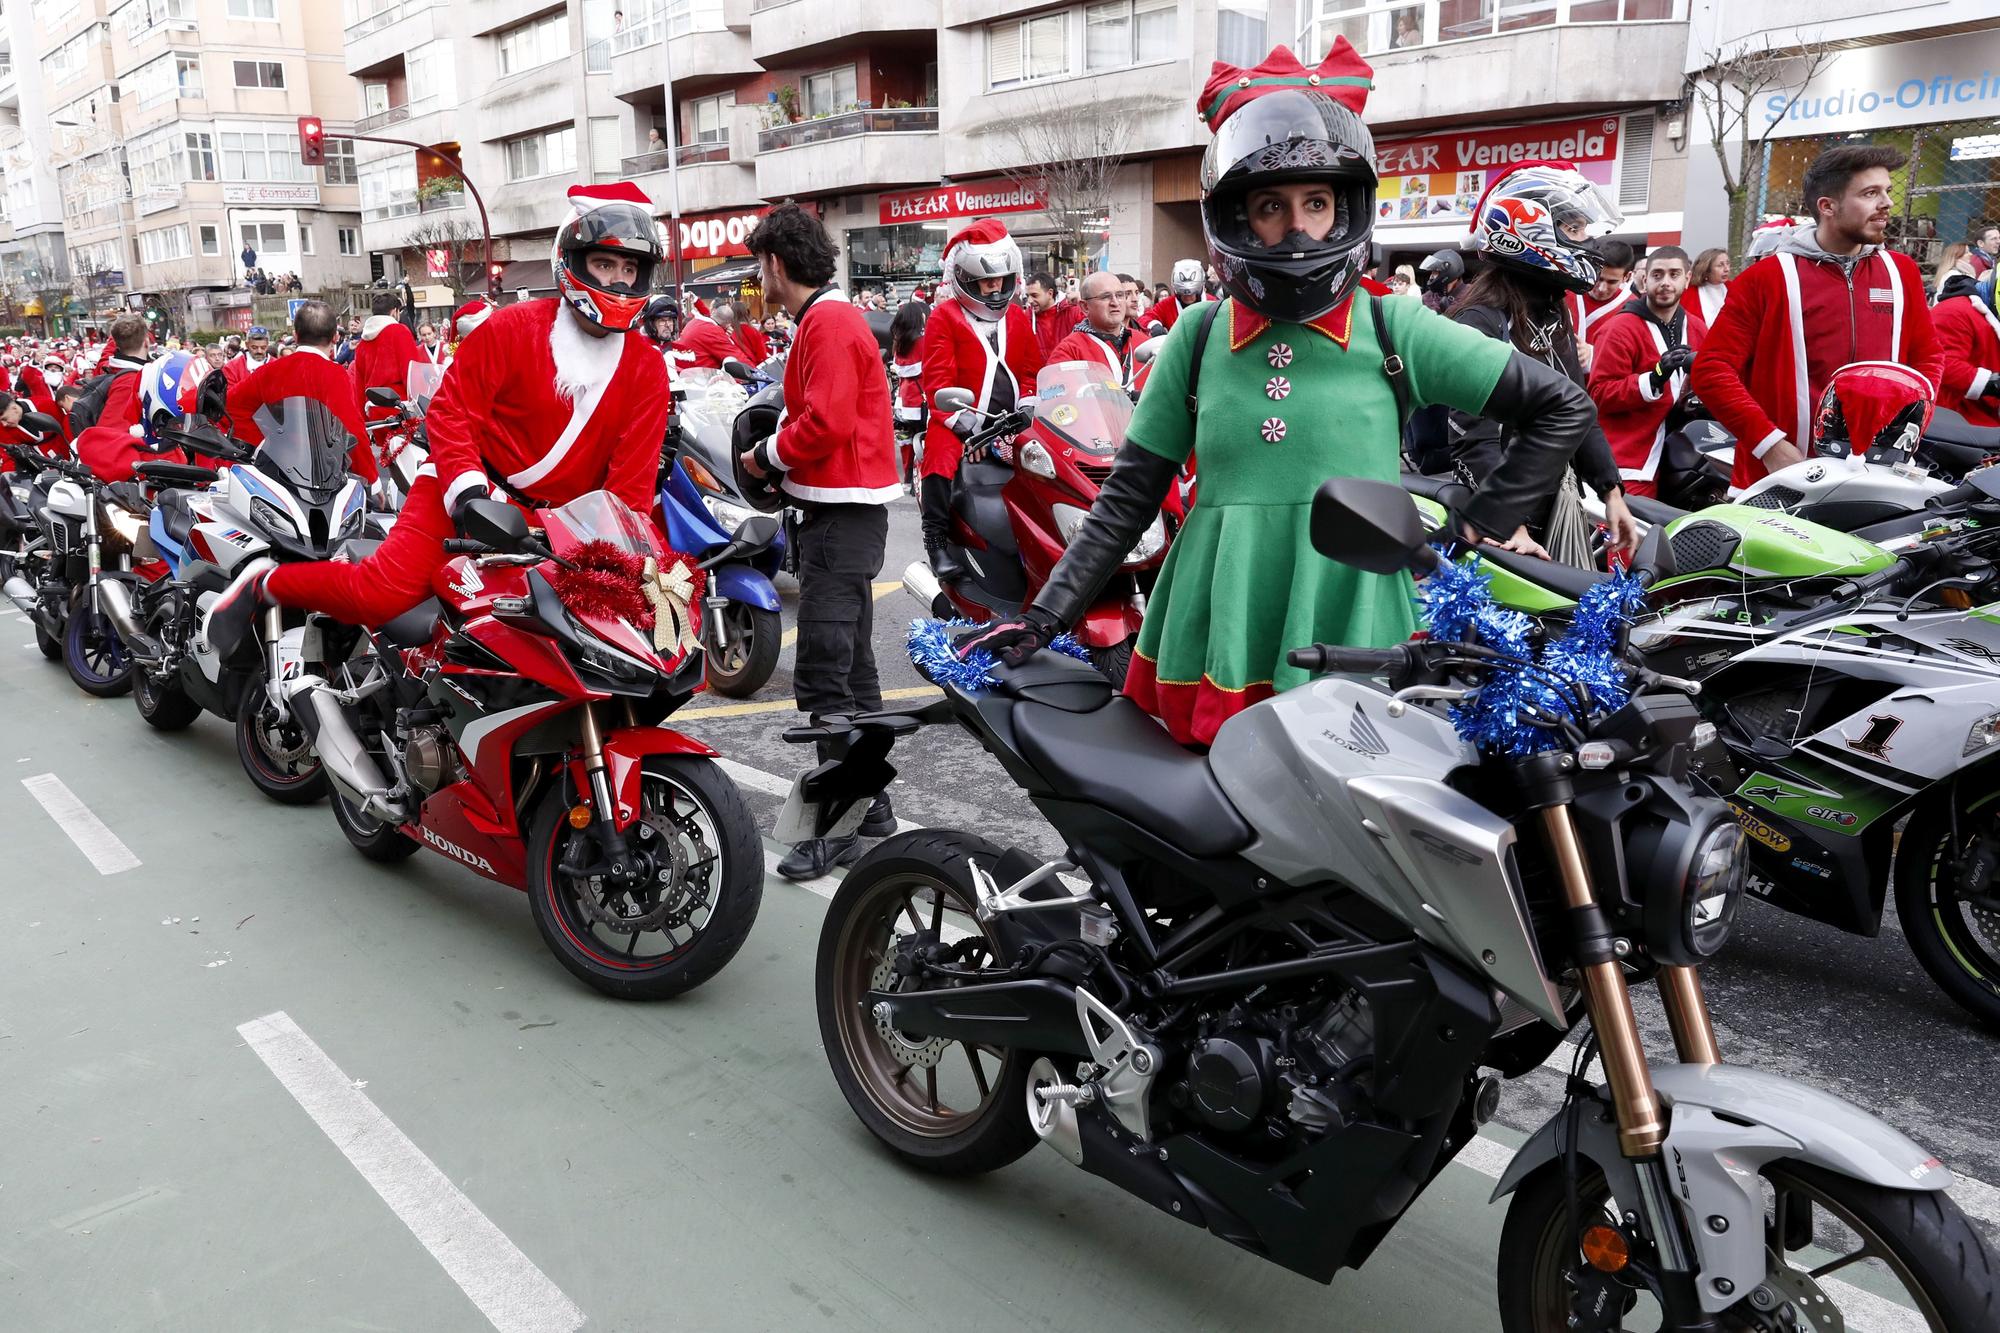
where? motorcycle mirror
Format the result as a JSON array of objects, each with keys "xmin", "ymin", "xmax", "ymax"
[
  {"xmin": 729, "ymin": 513, "xmax": 781, "ymax": 554},
  {"xmin": 1132, "ymin": 337, "xmax": 1164, "ymax": 367},
  {"xmin": 934, "ymin": 387, "xmax": 975, "ymax": 415},
  {"xmin": 460, "ymin": 497, "xmax": 530, "ymax": 550},
  {"xmin": 1629, "ymin": 523, "xmax": 1677, "ymax": 587},
  {"xmin": 721, "ymin": 359, "xmax": 755, "ymax": 383},
  {"xmin": 1310, "ymin": 476, "xmax": 1438, "ymax": 574},
  {"xmin": 365, "ymin": 385, "xmax": 402, "ymax": 408}
]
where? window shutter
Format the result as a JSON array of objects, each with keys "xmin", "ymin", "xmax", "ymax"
[
  {"xmin": 1618, "ymin": 112, "xmax": 1653, "ymax": 214},
  {"xmin": 988, "ymin": 21, "xmax": 1022, "ymax": 86}
]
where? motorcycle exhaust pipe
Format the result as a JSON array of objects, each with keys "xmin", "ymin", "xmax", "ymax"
[
  {"xmin": 901, "ymin": 560, "xmax": 953, "ymax": 619},
  {"xmin": 95, "ymin": 578, "xmax": 147, "ymax": 646},
  {"xmin": 3, "ymin": 574, "xmax": 34, "ymax": 614},
  {"xmin": 294, "ymin": 684, "xmax": 406, "ymax": 823}
]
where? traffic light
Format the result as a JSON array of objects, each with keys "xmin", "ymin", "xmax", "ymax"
[
  {"xmin": 488, "ymin": 260, "xmax": 504, "ymax": 287},
  {"xmin": 298, "ymin": 116, "xmax": 325, "ymax": 167}
]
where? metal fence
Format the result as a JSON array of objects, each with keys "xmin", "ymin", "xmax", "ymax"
[{"xmin": 757, "ymin": 106, "xmax": 938, "ymax": 154}]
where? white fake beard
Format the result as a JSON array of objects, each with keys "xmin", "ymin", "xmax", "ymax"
[{"xmin": 549, "ymin": 304, "xmax": 625, "ymax": 404}]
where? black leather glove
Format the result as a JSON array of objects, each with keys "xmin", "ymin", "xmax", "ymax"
[
  {"xmin": 953, "ymin": 607, "xmax": 1062, "ymax": 668},
  {"xmin": 1650, "ymin": 344, "xmax": 1696, "ymax": 392},
  {"xmin": 1981, "ymin": 372, "xmax": 2000, "ymax": 401}
]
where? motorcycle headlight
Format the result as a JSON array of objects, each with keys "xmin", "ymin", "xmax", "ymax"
[
  {"xmin": 1018, "ymin": 440, "xmax": 1057, "ymax": 480},
  {"xmin": 1682, "ymin": 821, "xmax": 1748, "ymax": 959},
  {"xmin": 1965, "ymin": 709, "xmax": 2000, "ymax": 757},
  {"xmin": 1123, "ymin": 515, "xmax": 1167, "ymax": 566},
  {"xmin": 338, "ymin": 489, "xmax": 366, "ymax": 538},
  {"xmin": 104, "ymin": 505, "xmax": 144, "ymax": 546},
  {"xmin": 702, "ymin": 494, "xmax": 757, "ymax": 535},
  {"xmin": 568, "ymin": 618, "xmax": 659, "ymax": 686},
  {"xmin": 1052, "ymin": 502, "xmax": 1089, "ymax": 544},
  {"xmin": 249, "ymin": 496, "xmax": 298, "ymax": 542}
]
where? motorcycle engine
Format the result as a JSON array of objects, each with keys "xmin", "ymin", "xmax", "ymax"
[
  {"xmin": 403, "ymin": 724, "xmax": 460, "ymax": 794},
  {"xmin": 1171, "ymin": 990, "xmax": 1377, "ymax": 1145}
]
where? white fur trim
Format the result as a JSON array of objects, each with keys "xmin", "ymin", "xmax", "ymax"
[
  {"xmin": 1774, "ymin": 253, "xmax": 1812, "ymax": 446},
  {"xmin": 444, "ymin": 469, "xmax": 489, "ymax": 510},
  {"xmin": 1637, "ymin": 371, "xmax": 1663, "ymax": 403},
  {"xmin": 508, "ymin": 311, "xmax": 620, "ymax": 489},
  {"xmin": 1972, "ymin": 368, "xmax": 1993, "ymax": 399},
  {"xmin": 780, "ymin": 479, "xmax": 901, "ymax": 505},
  {"xmin": 1751, "ymin": 428, "xmax": 1788, "ymax": 459},
  {"xmin": 1884, "ymin": 252, "xmax": 1905, "ymax": 363},
  {"xmin": 414, "ymin": 462, "xmax": 437, "ymax": 480}
]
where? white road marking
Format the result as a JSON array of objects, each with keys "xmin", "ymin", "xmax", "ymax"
[
  {"xmin": 21, "ymin": 772, "xmax": 140, "ymax": 875},
  {"xmin": 237, "ymin": 1012, "xmax": 585, "ymax": 1333}
]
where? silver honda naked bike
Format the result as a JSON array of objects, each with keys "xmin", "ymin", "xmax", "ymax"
[{"xmin": 783, "ymin": 477, "xmax": 1995, "ymax": 1332}]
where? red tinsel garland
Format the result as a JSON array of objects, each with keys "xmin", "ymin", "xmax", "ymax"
[{"xmin": 554, "ymin": 541, "xmax": 650, "ymax": 625}]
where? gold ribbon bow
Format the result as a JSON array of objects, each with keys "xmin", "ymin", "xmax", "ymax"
[{"xmin": 642, "ymin": 556, "xmax": 702, "ymax": 657}]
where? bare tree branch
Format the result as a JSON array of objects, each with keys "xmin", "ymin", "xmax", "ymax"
[
  {"xmin": 403, "ymin": 178, "xmax": 481, "ymax": 295},
  {"xmin": 1689, "ymin": 31, "xmax": 1840, "ymax": 254},
  {"xmin": 992, "ymin": 89, "xmax": 1172, "ymax": 277}
]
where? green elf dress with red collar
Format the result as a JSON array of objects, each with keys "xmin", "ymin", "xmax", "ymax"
[{"xmin": 1122, "ymin": 290, "xmax": 1512, "ymax": 746}]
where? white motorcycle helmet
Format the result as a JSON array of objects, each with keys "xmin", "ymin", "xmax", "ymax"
[
  {"xmin": 1170, "ymin": 258, "xmax": 1205, "ymax": 301},
  {"xmin": 943, "ymin": 218, "xmax": 1022, "ymax": 322}
]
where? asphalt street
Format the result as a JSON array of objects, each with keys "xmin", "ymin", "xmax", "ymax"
[{"xmin": 2, "ymin": 492, "xmax": 1995, "ymax": 1332}]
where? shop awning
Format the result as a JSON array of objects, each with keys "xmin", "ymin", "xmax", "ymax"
[{"xmin": 685, "ymin": 259, "xmax": 759, "ymax": 291}]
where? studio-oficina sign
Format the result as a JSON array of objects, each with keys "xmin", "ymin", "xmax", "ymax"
[{"xmin": 1754, "ymin": 32, "xmax": 2000, "ymax": 138}]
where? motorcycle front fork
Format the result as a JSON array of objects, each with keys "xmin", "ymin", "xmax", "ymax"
[
  {"xmin": 1540, "ymin": 800, "xmax": 1723, "ymax": 1331},
  {"xmin": 576, "ymin": 701, "xmax": 639, "ymax": 876}
]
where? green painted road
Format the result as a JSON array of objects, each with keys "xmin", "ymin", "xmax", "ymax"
[{"xmin": 0, "ymin": 631, "xmax": 1519, "ymax": 1332}]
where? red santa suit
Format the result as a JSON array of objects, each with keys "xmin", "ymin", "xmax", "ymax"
[
  {"xmin": 266, "ymin": 299, "xmax": 671, "ymax": 627},
  {"xmin": 351, "ymin": 314, "xmax": 426, "ymax": 423},
  {"xmin": 1586, "ymin": 299, "xmax": 1709, "ymax": 497},
  {"xmin": 1139, "ymin": 293, "xmax": 1199, "ymax": 335},
  {"xmin": 75, "ymin": 355, "xmax": 174, "ymax": 482},
  {"xmin": 1565, "ymin": 288, "xmax": 1625, "ymax": 351},
  {"xmin": 1690, "ymin": 231, "xmax": 1941, "ymax": 489},
  {"xmin": 0, "ymin": 415, "xmax": 69, "ymax": 471},
  {"xmin": 223, "ymin": 347, "xmax": 274, "ymax": 390},
  {"xmin": 1930, "ymin": 292, "xmax": 2000, "ymax": 429},
  {"xmin": 919, "ymin": 296, "xmax": 1041, "ymax": 481},
  {"xmin": 1029, "ymin": 297, "xmax": 1084, "ymax": 360},
  {"xmin": 13, "ymin": 365, "xmax": 70, "ymax": 446},
  {"xmin": 1047, "ymin": 322, "xmax": 1135, "ymax": 384},
  {"xmin": 670, "ymin": 313, "xmax": 740, "ymax": 373},
  {"xmin": 753, "ymin": 289, "xmax": 898, "ymax": 504},
  {"xmin": 226, "ymin": 344, "xmax": 378, "ymax": 483},
  {"xmin": 734, "ymin": 321, "xmax": 771, "ymax": 365}
]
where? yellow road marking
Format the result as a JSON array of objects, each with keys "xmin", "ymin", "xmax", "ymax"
[
  {"xmin": 778, "ymin": 580, "xmax": 907, "ymax": 650},
  {"xmin": 676, "ymin": 683, "xmax": 939, "ymax": 721}
]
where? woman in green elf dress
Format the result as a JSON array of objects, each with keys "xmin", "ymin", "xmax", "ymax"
[{"xmin": 956, "ymin": 39, "xmax": 1635, "ymax": 747}]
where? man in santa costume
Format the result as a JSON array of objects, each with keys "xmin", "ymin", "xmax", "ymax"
[
  {"xmin": 1585, "ymin": 245, "xmax": 1707, "ymax": 498},
  {"xmin": 1931, "ymin": 271, "xmax": 2000, "ymax": 429},
  {"xmin": 1024, "ymin": 273, "xmax": 1083, "ymax": 360},
  {"xmin": 1692, "ymin": 144, "xmax": 1942, "ymax": 489},
  {"xmin": 1138, "ymin": 259, "xmax": 1207, "ymax": 335},
  {"xmin": 1564, "ymin": 240, "xmax": 1633, "ymax": 361},
  {"xmin": 669, "ymin": 298, "xmax": 741, "ymax": 372},
  {"xmin": 221, "ymin": 300, "xmax": 377, "ymax": 483},
  {"xmin": 72, "ymin": 316, "xmax": 158, "ymax": 481},
  {"xmin": 1046, "ymin": 270, "xmax": 1137, "ymax": 383},
  {"xmin": 737, "ymin": 202, "xmax": 900, "ymax": 879},
  {"xmin": 225, "ymin": 325, "xmax": 274, "ymax": 387},
  {"xmin": 204, "ymin": 182, "xmax": 673, "ymax": 654},
  {"xmin": 918, "ymin": 217, "xmax": 1042, "ymax": 581},
  {"xmin": 351, "ymin": 289, "xmax": 426, "ymax": 425}
]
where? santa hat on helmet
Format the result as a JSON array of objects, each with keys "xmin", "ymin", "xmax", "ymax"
[
  {"xmin": 942, "ymin": 218, "xmax": 1022, "ymax": 322},
  {"xmin": 452, "ymin": 298, "xmax": 495, "ymax": 341}
]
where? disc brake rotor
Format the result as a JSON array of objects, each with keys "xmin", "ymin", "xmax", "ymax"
[
  {"xmin": 870, "ymin": 955, "xmax": 948, "ymax": 1069},
  {"xmin": 1735, "ymin": 1260, "xmax": 1844, "ymax": 1333},
  {"xmin": 573, "ymin": 799, "xmax": 705, "ymax": 935}
]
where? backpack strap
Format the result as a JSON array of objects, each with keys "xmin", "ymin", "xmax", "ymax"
[
  {"xmin": 1182, "ymin": 299, "xmax": 1225, "ymax": 421},
  {"xmin": 1370, "ymin": 294, "xmax": 1412, "ymax": 429}
]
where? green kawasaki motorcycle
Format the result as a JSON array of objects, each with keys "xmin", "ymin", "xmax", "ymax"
[{"xmin": 1411, "ymin": 475, "xmax": 2000, "ymax": 1029}]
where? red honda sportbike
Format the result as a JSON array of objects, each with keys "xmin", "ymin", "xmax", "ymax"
[
  {"xmin": 294, "ymin": 491, "xmax": 773, "ymax": 999},
  {"xmin": 907, "ymin": 363, "xmax": 1175, "ymax": 683}
]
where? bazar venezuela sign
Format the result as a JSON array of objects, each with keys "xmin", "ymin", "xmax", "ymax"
[
  {"xmin": 879, "ymin": 178, "xmax": 1048, "ymax": 226},
  {"xmin": 1371, "ymin": 116, "xmax": 1621, "ymax": 225}
]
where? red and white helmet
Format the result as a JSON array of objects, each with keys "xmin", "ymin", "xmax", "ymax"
[
  {"xmin": 1812, "ymin": 361, "xmax": 1935, "ymax": 464},
  {"xmin": 550, "ymin": 182, "xmax": 663, "ymax": 334},
  {"xmin": 1468, "ymin": 162, "xmax": 1622, "ymax": 292},
  {"xmin": 943, "ymin": 218, "xmax": 1021, "ymax": 322}
]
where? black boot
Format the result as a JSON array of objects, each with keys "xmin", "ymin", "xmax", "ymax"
[
  {"xmin": 776, "ymin": 834, "xmax": 862, "ymax": 881},
  {"xmin": 919, "ymin": 474, "xmax": 967, "ymax": 583}
]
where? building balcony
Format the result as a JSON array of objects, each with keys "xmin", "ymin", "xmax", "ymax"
[
  {"xmin": 622, "ymin": 139, "xmax": 760, "ymax": 216},
  {"xmin": 344, "ymin": 0, "xmax": 450, "ymax": 77},
  {"xmin": 755, "ymin": 107, "xmax": 939, "ymax": 200},
  {"xmin": 609, "ymin": 17, "xmax": 757, "ymax": 101},
  {"xmin": 748, "ymin": 0, "xmax": 938, "ymax": 65}
]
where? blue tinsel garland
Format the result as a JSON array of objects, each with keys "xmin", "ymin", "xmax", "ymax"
[
  {"xmin": 907, "ymin": 618, "xmax": 1094, "ymax": 691},
  {"xmin": 1416, "ymin": 552, "xmax": 1646, "ymax": 755}
]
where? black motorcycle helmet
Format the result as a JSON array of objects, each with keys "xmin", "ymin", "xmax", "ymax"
[
  {"xmin": 1418, "ymin": 248, "xmax": 1464, "ymax": 293},
  {"xmin": 642, "ymin": 293, "xmax": 680, "ymax": 347},
  {"xmin": 1200, "ymin": 89, "xmax": 1377, "ymax": 324}
]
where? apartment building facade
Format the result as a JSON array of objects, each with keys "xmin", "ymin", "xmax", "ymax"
[{"xmin": 0, "ymin": 0, "xmax": 73, "ymax": 326}]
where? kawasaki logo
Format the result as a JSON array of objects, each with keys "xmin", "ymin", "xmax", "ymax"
[{"xmin": 421, "ymin": 826, "xmax": 495, "ymax": 873}]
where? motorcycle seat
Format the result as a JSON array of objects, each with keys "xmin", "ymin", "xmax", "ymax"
[
  {"xmin": 156, "ymin": 489, "xmax": 203, "ymax": 546},
  {"xmin": 995, "ymin": 656, "xmax": 1254, "ymax": 859},
  {"xmin": 1624, "ymin": 494, "xmax": 1688, "ymax": 527},
  {"xmin": 1926, "ymin": 408, "xmax": 1999, "ymax": 450},
  {"xmin": 379, "ymin": 597, "xmax": 442, "ymax": 648},
  {"xmin": 1474, "ymin": 545, "xmax": 1603, "ymax": 601}
]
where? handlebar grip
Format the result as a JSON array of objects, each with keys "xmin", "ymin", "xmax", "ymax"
[
  {"xmin": 442, "ymin": 539, "xmax": 490, "ymax": 554},
  {"xmin": 1286, "ymin": 644, "xmax": 1411, "ymax": 675}
]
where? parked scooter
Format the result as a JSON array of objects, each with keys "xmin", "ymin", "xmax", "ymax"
[{"xmin": 906, "ymin": 363, "xmax": 1173, "ymax": 684}]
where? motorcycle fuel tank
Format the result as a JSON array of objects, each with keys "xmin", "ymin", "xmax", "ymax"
[{"xmin": 1207, "ymin": 676, "xmax": 1567, "ymax": 1025}]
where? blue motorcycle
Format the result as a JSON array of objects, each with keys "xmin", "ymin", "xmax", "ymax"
[{"xmin": 660, "ymin": 367, "xmax": 789, "ymax": 697}]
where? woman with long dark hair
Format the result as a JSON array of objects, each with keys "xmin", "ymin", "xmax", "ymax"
[
  {"xmin": 1447, "ymin": 163, "xmax": 1634, "ymax": 567},
  {"xmin": 888, "ymin": 299, "xmax": 928, "ymax": 492}
]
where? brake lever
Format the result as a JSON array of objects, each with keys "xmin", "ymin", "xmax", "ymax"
[{"xmin": 1385, "ymin": 685, "xmax": 1473, "ymax": 718}]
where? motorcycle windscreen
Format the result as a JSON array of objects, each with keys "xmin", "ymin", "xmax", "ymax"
[
  {"xmin": 541, "ymin": 490, "xmax": 663, "ymax": 560},
  {"xmin": 539, "ymin": 491, "xmax": 676, "ymax": 666},
  {"xmin": 405, "ymin": 362, "xmax": 445, "ymax": 412},
  {"xmin": 252, "ymin": 396, "xmax": 359, "ymax": 504},
  {"xmin": 1034, "ymin": 361, "xmax": 1133, "ymax": 459}
]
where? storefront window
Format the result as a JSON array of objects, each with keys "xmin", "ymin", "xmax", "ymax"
[{"xmin": 847, "ymin": 222, "xmax": 946, "ymax": 295}]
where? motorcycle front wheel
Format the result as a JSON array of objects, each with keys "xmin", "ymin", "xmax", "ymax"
[
  {"xmin": 1895, "ymin": 791, "xmax": 2000, "ymax": 1030},
  {"xmin": 1496, "ymin": 1159, "xmax": 1993, "ymax": 1332},
  {"xmin": 702, "ymin": 602, "xmax": 781, "ymax": 698},
  {"xmin": 1088, "ymin": 638, "xmax": 1135, "ymax": 688},
  {"xmin": 235, "ymin": 670, "xmax": 328, "ymax": 804},
  {"xmin": 816, "ymin": 829, "xmax": 1039, "ymax": 1175},
  {"xmin": 527, "ymin": 755, "xmax": 761, "ymax": 999},
  {"xmin": 64, "ymin": 586, "xmax": 132, "ymax": 697}
]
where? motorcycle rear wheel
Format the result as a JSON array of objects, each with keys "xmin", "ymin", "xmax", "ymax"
[
  {"xmin": 34, "ymin": 617, "xmax": 60, "ymax": 662},
  {"xmin": 816, "ymin": 829, "xmax": 1038, "ymax": 1175},
  {"xmin": 527, "ymin": 755, "xmax": 761, "ymax": 999},
  {"xmin": 64, "ymin": 587, "xmax": 133, "ymax": 697},
  {"xmin": 235, "ymin": 672, "xmax": 328, "ymax": 804},
  {"xmin": 703, "ymin": 603, "xmax": 780, "ymax": 698},
  {"xmin": 132, "ymin": 664, "xmax": 202, "ymax": 731},
  {"xmin": 1895, "ymin": 791, "xmax": 2000, "ymax": 1030}
]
